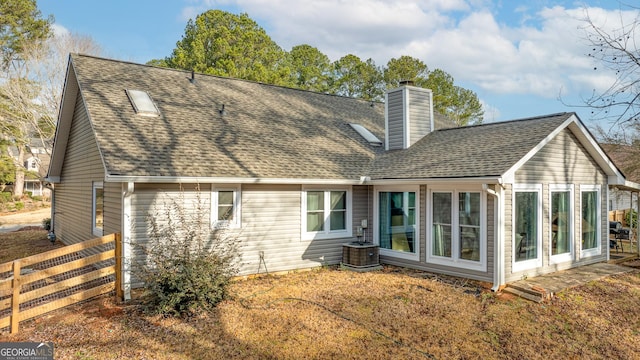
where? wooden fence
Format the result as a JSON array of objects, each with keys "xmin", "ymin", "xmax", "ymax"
[
  {"xmin": 609, "ymin": 209, "xmax": 630, "ymax": 226},
  {"xmin": 0, "ymin": 233, "xmax": 122, "ymax": 334}
]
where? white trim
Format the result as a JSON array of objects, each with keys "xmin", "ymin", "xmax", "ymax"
[
  {"xmin": 549, "ymin": 184, "xmax": 574, "ymax": 264},
  {"xmin": 580, "ymin": 184, "xmax": 602, "ymax": 258},
  {"xmin": 403, "ymin": 86, "xmax": 409, "ymax": 149},
  {"xmin": 104, "ymin": 174, "xmax": 503, "ymax": 186},
  {"xmin": 511, "ymin": 184, "xmax": 543, "ymax": 272},
  {"xmin": 92, "ymin": 181, "xmax": 104, "ymax": 237},
  {"xmin": 502, "ymin": 115, "xmax": 575, "ymax": 181},
  {"xmin": 426, "ymin": 185, "xmax": 487, "ymax": 272},
  {"xmin": 301, "ymin": 186, "xmax": 353, "ymax": 241},
  {"xmin": 211, "ymin": 184, "xmax": 242, "ymax": 229},
  {"xmin": 374, "ymin": 185, "xmax": 420, "ymax": 261}
]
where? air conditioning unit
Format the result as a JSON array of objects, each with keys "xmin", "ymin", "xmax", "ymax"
[{"xmin": 342, "ymin": 242, "xmax": 380, "ymax": 270}]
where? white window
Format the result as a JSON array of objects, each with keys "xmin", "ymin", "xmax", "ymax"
[
  {"xmin": 92, "ymin": 182, "xmax": 104, "ymax": 236},
  {"xmin": 211, "ymin": 185, "xmax": 241, "ymax": 228},
  {"xmin": 301, "ymin": 187, "xmax": 352, "ymax": 240},
  {"xmin": 427, "ymin": 187, "xmax": 486, "ymax": 271},
  {"xmin": 550, "ymin": 184, "xmax": 574, "ymax": 264},
  {"xmin": 512, "ymin": 184, "xmax": 543, "ymax": 272},
  {"xmin": 581, "ymin": 185, "xmax": 601, "ymax": 257},
  {"xmin": 374, "ymin": 185, "xmax": 419, "ymax": 261}
]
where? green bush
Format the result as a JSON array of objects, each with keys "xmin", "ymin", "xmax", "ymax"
[
  {"xmin": 0, "ymin": 192, "xmax": 11, "ymax": 203},
  {"xmin": 31, "ymin": 195, "xmax": 43, "ymax": 201},
  {"xmin": 135, "ymin": 189, "xmax": 240, "ymax": 316},
  {"xmin": 626, "ymin": 209, "xmax": 637, "ymax": 228},
  {"xmin": 14, "ymin": 201, "xmax": 24, "ymax": 211}
]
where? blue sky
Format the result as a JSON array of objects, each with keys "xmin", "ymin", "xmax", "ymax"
[{"xmin": 38, "ymin": 0, "xmax": 633, "ymax": 131}]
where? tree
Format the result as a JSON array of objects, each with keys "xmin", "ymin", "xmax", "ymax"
[
  {"xmin": 580, "ymin": 4, "xmax": 640, "ymax": 134},
  {"xmin": 0, "ymin": 0, "xmax": 52, "ymax": 70},
  {"xmin": 166, "ymin": 10, "xmax": 288, "ymax": 85},
  {"xmin": 288, "ymin": 44, "xmax": 333, "ymax": 92},
  {"xmin": 333, "ymin": 54, "xmax": 384, "ymax": 101},
  {"xmin": 383, "ymin": 55, "xmax": 430, "ymax": 88}
]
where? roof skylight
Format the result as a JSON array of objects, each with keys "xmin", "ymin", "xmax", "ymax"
[
  {"xmin": 126, "ymin": 89, "xmax": 160, "ymax": 116},
  {"xmin": 349, "ymin": 123, "xmax": 382, "ymax": 146}
]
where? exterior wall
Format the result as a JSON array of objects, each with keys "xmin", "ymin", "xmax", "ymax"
[
  {"xmin": 386, "ymin": 90, "xmax": 404, "ymax": 150},
  {"xmin": 53, "ymin": 95, "xmax": 108, "ymax": 245},
  {"xmin": 129, "ymin": 183, "xmax": 364, "ymax": 278},
  {"xmin": 505, "ymin": 129, "xmax": 609, "ymax": 282},
  {"xmin": 379, "ymin": 184, "xmax": 495, "ymax": 283},
  {"xmin": 407, "ymin": 88, "xmax": 432, "ymax": 147},
  {"xmin": 609, "ymin": 188, "xmax": 637, "ymax": 212}
]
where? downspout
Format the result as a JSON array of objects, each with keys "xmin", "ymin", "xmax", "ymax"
[
  {"xmin": 484, "ymin": 184, "xmax": 504, "ymax": 292},
  {"xmin": 44, "ymin": 183, "xmax": 55, "ymax": 234},
  {"xmin": 122, "ymin": 182, "xmax": 134, "ymax": 301}
]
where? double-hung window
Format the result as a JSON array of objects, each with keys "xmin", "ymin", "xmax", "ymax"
[
  {"xmin": 302, "ymin": 187, "xmax": 352, "ymax": 240},
  {"xmin": 92, "ymin": 182, "xmax": 104, "ymax": 236},
  {"xmin": 581, "ymin": 185, "xmax": 601, "ymax": 257},
  {"xmin": 428, "ymin": 187, "xmax": 486, "ymax": 271},
  {"xmin": 212, "ymin": 185, "xmax": 241, "ymax": 228}
]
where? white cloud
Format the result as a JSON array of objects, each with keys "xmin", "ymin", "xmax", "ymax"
[
  {"xmin": 51, "ymin": 23, "xmax": 70, "ymax": 38},
  {"xmin": 183, "ymin": 0, "xmax": 634, "ymax": 106}
]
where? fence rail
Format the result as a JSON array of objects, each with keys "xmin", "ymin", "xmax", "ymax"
[{"xmin": 0, "ymin": 233, "xmax": 122, "ymax": 334}]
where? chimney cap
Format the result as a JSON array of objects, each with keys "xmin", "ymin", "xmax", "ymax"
[{"xmin": 399, "ymin": 80, "xmax": 415, "ymax": 86}]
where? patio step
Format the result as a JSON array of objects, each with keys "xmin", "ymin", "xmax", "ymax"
[{"xmin": 502, "ymin": 283, "xmax": 550, "ymax": 303}]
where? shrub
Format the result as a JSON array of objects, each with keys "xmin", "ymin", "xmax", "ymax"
[
  {"xmin": 14, "ymin": 201, "xmax": 24, "ymax": 211},
  {"xmin": 134, "ymin": 187, "xmax": 240, "ymax": 316},
  {"xmin": 625, "ymin": 209, "xmax": 637, "ymax": 229},
  {"xmin": 42, "ymin": 217, "xmax": 51, "ymax": 230},
  {"xmin": 31, "ymin": 195, "xmax": 43, "ymax": 201},
  {"xmin": 0, "ymin": 192, "xmax": 11, "ymax": 203}
]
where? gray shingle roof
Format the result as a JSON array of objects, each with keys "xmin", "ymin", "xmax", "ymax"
[
  {"xmin": 369, "ymin": 113, "xmax": 573, "ymax": 179},
  {"xmin": 69, "ymin": 54, "xmax": 574, "ymax": 182},
  {"xmin": 71, "ymin": 54, "xmax": 385, "ymax": 180}
]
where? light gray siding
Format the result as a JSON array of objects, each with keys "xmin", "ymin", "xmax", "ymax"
[
  {"xmin": 506, "ymin": 129, "xmax": 609, "ymax": 282},
  {"xmin": 387, "ymin": 90, "xmax": 404, "ymax": 150},
  {"xmin": 379, "ymin": 185, "xmax": 494, "ymax": 283},
  {"xmin": 53, "ymin": 95, "xmax": 108, "ymax": 245},
  {"xmin": 129, "ymin": 183, "xmax": 360, "ymax": 278},
  {"xmin": 408, "ymin": 88, "xmax": 432, "ymax": 147}
]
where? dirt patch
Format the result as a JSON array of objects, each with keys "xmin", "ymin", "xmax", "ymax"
[{"xmin": 0, "ymin": 208, "xmax": 50, "ymax": 225}]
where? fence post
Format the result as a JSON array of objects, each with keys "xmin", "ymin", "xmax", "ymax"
[
  {"xmin": 10, "ymin": 260, "xmax": 21, "ymax": 334},
  {"xmin": 115, "ymin": 232, "xmax": 123, "ymax": 301}
]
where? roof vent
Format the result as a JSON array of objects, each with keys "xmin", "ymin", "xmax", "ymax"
[
  {"xmin": 349, "ymin": 123, "xmax": 382, "ymax": 146},
  {"xmin": 126, "ymin": 89, "xmax": 160, "ymax": 116}
]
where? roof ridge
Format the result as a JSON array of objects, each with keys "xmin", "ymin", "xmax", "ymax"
[
  {"xmin": 433, "ymin": 112, "xmax": 573, "ymax": 133},
  {"xmin": 71, "ymin": 53, "xmax": 385, "ymax": 106}
]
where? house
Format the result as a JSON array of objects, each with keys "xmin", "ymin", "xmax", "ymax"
[
  {"xmin": 47, "ymin": 54, "xmax": 640, "ymax": 299},
  {"xmin": 24, "ymin": 139, "xmax": 52, "ymax": 197},
  {"xmin": 601, "ymin": 143, "xmax": 640, "ymax": 212}
]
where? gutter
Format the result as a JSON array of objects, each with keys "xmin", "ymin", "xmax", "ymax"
[
  {"xmin": 104, "ymin": 174, "xmax": 504, "ymax": 186},
  {"xmin": 484, "ymin": 184, "xmax": 504, "ymax": 292}
]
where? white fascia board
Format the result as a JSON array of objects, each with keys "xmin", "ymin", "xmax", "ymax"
[
  {"xmin": 104, "ymin": 175, "xmax": 365, "ymax": 185},
  {"xmin": 369, "ymin": 176, "xmax": 503, "ymax": 185},
  {"xmin": 105, "ymin": 174, "xmax": 504, "ymax": 186},
  {"xmin": 501, "ymin": 115, "xmax": 576, "ymax": 181}
]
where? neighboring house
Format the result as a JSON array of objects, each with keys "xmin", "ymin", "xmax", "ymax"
[
  {"xmin": 601, "ymin": 143, "xmax": 640, "ymax": 212},
  {"xmin": 24, "ymin": 139, "xmax": 52, "ymax": 197},
  {"xmin": 47, "ymin": 54, "xmax": 640, "ymax": 299},
  {"xmin": 5, "ymin": 139, "xmax": 51, "ymax": 197}
]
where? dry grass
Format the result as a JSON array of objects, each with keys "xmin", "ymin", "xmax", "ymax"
[
  {"xmin": 0, "ymin": 229, "xmax": 62, "ymax": 263},
  {"xmin": 2, "ymin": 231, "xmax": 640, "ymax": 359}
]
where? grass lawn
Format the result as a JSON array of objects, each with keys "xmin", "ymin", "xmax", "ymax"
[{"xmin": 2, "ymin": 231, "xmax": 640, "ymax": 359}]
